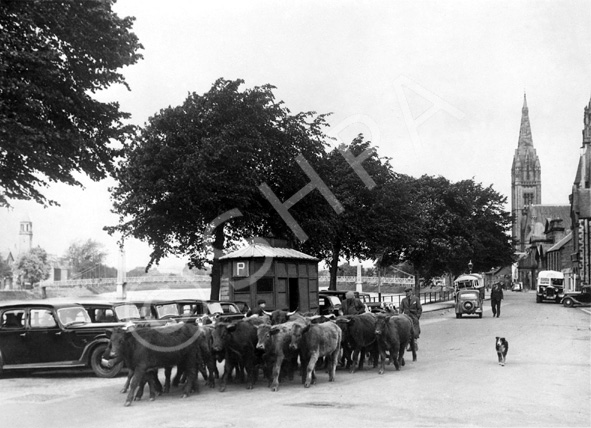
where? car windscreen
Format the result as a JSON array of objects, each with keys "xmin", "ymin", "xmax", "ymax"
[
  {"xmin": 459, "ymin": 291, "xmax": 479, "ymax": 299},
  {"xmin": 114, "ymin": 304, "xmax": 141, "ymax": 320},
  {"xmin": 155, "ymin": 303, "xmax": 179, "ymax": 318},
  {"xmin": 57, "ymin": 307, "xmax": 91, "ymax": 326},
  {"xmin": 207, "ymin": 302, "xmax": 223, "ymax": 314}
]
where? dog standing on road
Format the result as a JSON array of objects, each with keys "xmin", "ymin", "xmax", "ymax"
[{"xmin": 495, "ymin": 337, "xmax": 508, "ymax": 366}]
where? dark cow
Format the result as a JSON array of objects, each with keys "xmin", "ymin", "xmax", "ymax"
[
  {"xmin": 264, "ymin": 309, "xmax": 300, "ymax": 325},
  {"xmin": 107, "ymin": 323, "xmax": 201, "ymax": 406},
  {"xmin": 289, "ymin": 321, "xmax": 342, "ymax": 387},
  {"xmin": 211, "ymin": 319, "xmax": 258, "ymax": 392},
  {"xmin": 256, "ymin": 318, "xmax": 307, "ymax": 392},
  {"xmin": 335, "ymin": 313, "xmax": 379, "ymax": 373},
  {"xmin": 374, "ymin": 313, "xmax": 416, "ymax": 374}
]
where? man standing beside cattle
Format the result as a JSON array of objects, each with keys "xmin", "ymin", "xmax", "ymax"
[
  {"xmin": 339, "ymin": 291, "xmax": 366, "ymax": 315},
  {"xmin": 400, "ymin": 287, "xmax": 422, "ymax": 350}
]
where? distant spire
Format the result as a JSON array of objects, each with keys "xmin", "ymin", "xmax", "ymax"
[{"xmin": 518, "ymin": 93, "xmax": 533, "ymax": 147}]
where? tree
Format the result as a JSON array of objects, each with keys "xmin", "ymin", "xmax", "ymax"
[
  {"xmin": 0, "ymin": 0, "xmax": 143, "ymax": 208},
  {"xmin": 14, "ymin": 246, "xmax": 51, "ymax": 288},
  {"xmin": 298, "ymin": 135, "xmax": 414, "ymax": 290},
  {"xmin": 107, "ymin": 78, "xmax": 329, "ymax": 299},
  {"xmin": 63, "ymin": 239, "xmax": 108, "ymax": 279},
  {"xmin": 386, "ymin": 175, "xmax": 515, "ymax": 291},
  {"xmin": 0, "ymin": 256, "xmax": 12, "ymax": 287}
]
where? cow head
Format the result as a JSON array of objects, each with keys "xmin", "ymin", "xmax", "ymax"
[
  {"xmin": 256, "ymin": 324, "xmax": 272, "ymax": 350},
  {"xmin": 374, "ymin": 315, "xmax": 388, "ymax": 336},
  {"xmin": 211, "ymin": 322, "xmax": 235, "ymax": 353},
  {"xmin": 289, "ymin": 323, "xmax": 310, "ymax": 350}
]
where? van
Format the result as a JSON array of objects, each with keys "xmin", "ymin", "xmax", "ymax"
[{"xmin": 536, "ymin": 270, "xmax": 565, "ymax": 303}]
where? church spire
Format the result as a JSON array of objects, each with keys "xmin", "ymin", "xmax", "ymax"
[{"xmin": 518, "ymin": 92, "xmax": 533, "ymax": 147}]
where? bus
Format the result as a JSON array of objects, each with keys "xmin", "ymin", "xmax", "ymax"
[{"xmin": 536, "ymin": 270, "xmax": 565, "ymax": 303}]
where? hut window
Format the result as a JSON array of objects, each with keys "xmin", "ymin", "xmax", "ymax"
[{"xmin": 256, "ymin": 277, "xmax": 274, "ymax": 293}]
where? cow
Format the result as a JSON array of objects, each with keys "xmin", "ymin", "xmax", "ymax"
[
  {"xmin": 211, "ymin": 319, "xmax": 258, "ymax": 392},
  {"xmin": 335, "ymin": 313, "xmax": 379, "ymax": 373},
  {"xmin": 289, "ymin": 321, "xmax": 342, "ymax": 387},
  {"xmin": 106, "ymin": 323, "xmax": 201, "ymax": 406},
  {"xmin": 374, "ymin": 313, "xmax": 416, "ymax": 374},
  {"xmin": 264, "ymin": 309, "xmax": 300, "ymax": 325},
  {"xmin": 171, "ymin": 323, "xmax": 219, "ymax": 389},
  {"xmin": 256, "ymin": 318, "xmax": 308, "ymax": 392}
]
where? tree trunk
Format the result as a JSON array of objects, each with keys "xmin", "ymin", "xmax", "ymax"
[
  {"xmin": 328, "ymin": 241, "xmax": 342, "ymax": 291},
  {"xmin": 209, "ymin": 225, "xmax": 225, "ymax": 300}
]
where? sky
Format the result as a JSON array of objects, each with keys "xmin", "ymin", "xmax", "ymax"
[{"xmin": 1, "ymin": 0, "xmax": 590, "ymax": 272}]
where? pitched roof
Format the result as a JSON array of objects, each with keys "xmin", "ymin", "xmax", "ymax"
[
  {"xmin": 219, "ymin": 243, "xmax": 318, "ymax": 261},
  {"xmin": 547, "ymin": 232, "xmax": 572, "ymax": 253}
]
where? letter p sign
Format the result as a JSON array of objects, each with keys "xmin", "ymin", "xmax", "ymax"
[{"xmin": 233, "ymin": 261, "xmax": 249, "ymax": 278}]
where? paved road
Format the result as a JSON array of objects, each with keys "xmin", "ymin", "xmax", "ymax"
[{"xmin": 1, "ymin": 292, "xmax": 589, "ymax": 428}]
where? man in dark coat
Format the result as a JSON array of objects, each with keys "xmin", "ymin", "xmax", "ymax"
[
  {"xmin": 339, "ymin": 291, "xmax": 365, "ymax": 315},
  {"xmin": 491, "ymin": 283, "xmax": 504, "ymax": 318},
  {"xmin": 400, "ymin": 287, "xmax": 422, "ymax": 350}
]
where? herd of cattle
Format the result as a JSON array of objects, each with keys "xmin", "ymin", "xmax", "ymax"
[{"xmin": 102, "ymin": 310, "xmax": 418, "ymax": 406}]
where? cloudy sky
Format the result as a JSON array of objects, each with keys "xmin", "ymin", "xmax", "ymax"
[{"xmin": 1, "ymin": 0, "xmax": 590, "ymax": 271}]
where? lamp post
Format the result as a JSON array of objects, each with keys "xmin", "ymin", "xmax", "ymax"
[{"xmin": 468, "ymin": 260, "xmax": 473, "ymax": 274}]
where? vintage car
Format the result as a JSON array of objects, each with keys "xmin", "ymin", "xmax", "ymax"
[
  {"xmin": 511, "ymin": 282, "xmax": 523, "ymax": 292},
  {"xmin": 318, "ymin": 293, "xmax": 342, "ymax": 316},
  {"xmin": 0, "ymin": 300, "xmax": 125, "ymax": 377},
  {"xmin": 455, "ymin": 289, "xmax": 483, "ymax": 318},
  {"xmin": 318, "ymin": 290, "xmax": 385, "ymax": 313},
  {"xmin": 561, "ymin": 286, "xmax": 591, "ymax": 308},
  {"xmin": 78, "ymin": 298, "xmax": 177, "ymax": 327},
  {"xmin": 172, "ymin": 299, "xmax": 245, "ymax": 324}
]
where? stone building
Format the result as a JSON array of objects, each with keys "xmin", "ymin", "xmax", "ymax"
[
  {"xmin": 512, "ymin": 94, "xmax": 542, "ymax": 251},
  {"xmin": 570, "ymin": 97, "xmax": 591, "ymax": 289}
]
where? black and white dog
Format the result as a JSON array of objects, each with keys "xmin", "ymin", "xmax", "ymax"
[{"xmin": 495, "ymin": 337, "xmax": 508, "ymax": 366}]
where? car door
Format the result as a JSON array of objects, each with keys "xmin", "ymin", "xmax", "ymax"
[
  {"xmin": 27, "ymin": 307, "xmax": 76, "ymax": 363},
  {"xmin": 0, "ymin": 308, "xmax": 31, "ymax": 365}
]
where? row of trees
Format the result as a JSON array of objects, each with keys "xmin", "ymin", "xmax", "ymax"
[
  {"xmin": 1, "ymin": 4, "xmax": 515, "ymax": 298},
  {"xmin": 107, "ymin": 79, "xmax": 515, "ymax": 299}
]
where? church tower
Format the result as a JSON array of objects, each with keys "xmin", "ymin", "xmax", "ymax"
[
  {"xmin": 511, "ymin": 94, "xmax": 542, "ymax": 250},
  {"xmin": 18, "ymin": 214, "xmax": 33, "ymax": 256}
]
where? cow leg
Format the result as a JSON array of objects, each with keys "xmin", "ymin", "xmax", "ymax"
[
  {"xmin": 181, "ymin": 357, "xmax": 197, "ymax": 398},
  {"xmin": 392, "ymin": 344, "xmax": 401, "ymax": 370},
  {"xmin": 219, "ymin": 355, "xmax": 235, "ymax": 392},
  {"xmin": 328, "ymin": 348, "xmax": 339, "ymax": 382},
  {"xmin": 270, "ymin": 355, "xmax": 284, "ymax": 392},
  {"xmin": 305, "ymin": 351, "xmax": 320, "ymax": 388},
  {"xmin": 377, "ymin": 343, "xmax": 387, "ymax": 375},
  {"xmin": 121, "ymin": 369, "xmax": 132, "ymax": 393},
  {"xmin": 162, "ymin": 367, "xmax": 172, "ymax": 393},
  {"xmin": 350, "ymin": 348, "xmax": 361, "ymax": 373},
  {"xmin": 125, "ymin": 367, "xmax": 146, "ymax": 406}
]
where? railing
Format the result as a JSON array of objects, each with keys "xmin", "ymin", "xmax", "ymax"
[
  {"xmin": 366, "ymin": 290, "xmax": 454, "ymax": 307},
  {"xmin": 318, "ymin": 275, "xmax": 415, "ymax": 285},
  {"xmin": 41, "ymin": 275, "xmax": 211, "ymax": 288}
]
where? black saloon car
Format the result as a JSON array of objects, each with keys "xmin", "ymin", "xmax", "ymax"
[{"xmin": 0, "ymin": 300, "xmax": 125, "ymax": 377}]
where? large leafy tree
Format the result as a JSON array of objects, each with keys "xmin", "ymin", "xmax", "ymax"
[
  {"xmin": 299, "ymin": 135, "xmax": 415, "ymax": 289},
  {"xmin": 0, "ymin": 0, "xmax": 143, "ymax": 207},
  {"xmin": 0, "ymin": 256, "xmax": 12, "ymax": 286},
  {"xmin": 386, "ymin": 175, "xmax": 515, "ymax": 291},
  {"xmin": 14, "ymin": 246, "xmax": 51, "ymax": 288},
  {"xmin": 107, "ymin": 78, "xmax": 329, "ymax": 299},
  {"xmin": 63, "ymin": 239, "xmax": 108, "ymax": 279}
]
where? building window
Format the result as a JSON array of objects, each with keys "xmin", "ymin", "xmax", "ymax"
[{"xmin": 256, "ymin": 277, "xmax": 274, "ymax": 293}]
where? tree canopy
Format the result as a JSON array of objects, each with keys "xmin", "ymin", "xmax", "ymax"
[
  {"xmin": 14, "ymin": 246, "xmax": 51, "ymax": 288},
  {"xmin": 107, "ymin": 78, "xmax": 330, "ymax": 298},
  {"xmin": 0, "ymin": 0, "xmax": 143, "ymax": 208},
  {"xmin": 63, "ymin": 238, "xmax": 108, "ymax": 279}
]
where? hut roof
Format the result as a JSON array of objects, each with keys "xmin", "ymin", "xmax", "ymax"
[{"xmin": 219, "ymin": 243, "xmax": 318, "ymax": 261}]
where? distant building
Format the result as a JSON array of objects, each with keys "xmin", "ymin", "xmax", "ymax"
[
  {"xmin": 512, "ymin": 94, "xmax": 542, "ymax": 251},
  {"xmin": 570, "ymin": 97, "xmax": 591, "ymax": 289}
]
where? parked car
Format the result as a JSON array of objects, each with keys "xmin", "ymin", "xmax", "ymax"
[
  {"xmin": 318, "ymin": 290, "xmax": 385, "ymax": 313},
  {"xmin": 0, "ymin": 300, "xmax": 125, "ymax": 377},
  {"xmin": 511, "ymin": 282, "xmax": 523, "ymax": 292},
  {"xmin": 172, "ymin": 299, "xmax": 245, "ymax": 324},
  {"xmin": 318, "ymin": 293, "xmax": 342, "ymax": 316},
  {"xmin": 455, "ymin": 289, "xmax": 483, "ymax": 318},
  {"xmin": 561, "ymin": 286, "xmax": 591, "ymax": 308},
  {"xmin": 536, "ymin": 270, "xmax": 565, "ymax": 303},
  {"xmin": 78, "ymin": 298, "xmax": 176, "ymax": 327}
]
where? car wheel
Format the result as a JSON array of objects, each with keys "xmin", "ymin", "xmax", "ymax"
[
  {"xmin": 456, "ymin": 313, "xmax": 462, "ymax": 318},
  {"xmin": 563, "ymin": 298, "xmax": 575, "ymax": 308},
  {"xmin": 536, "ymin": 295, "xmax": 542, "ymax": 303},
  {"xmin": 478, "ymin": 313, "xmax": 482, "ymax": 318},
  {"xmin": 90, "ymin": 344, "xmax": 122, "ymax": 378}
]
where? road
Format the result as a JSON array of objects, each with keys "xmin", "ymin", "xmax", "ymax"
[{"xmin": 1, "ymin": 292, "xmax": 589, "ymax": 428}]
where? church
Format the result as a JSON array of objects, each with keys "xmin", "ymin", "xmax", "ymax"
[{"xmin": 512, "ymin": 95, "xmax": 591, "ymax": 291}]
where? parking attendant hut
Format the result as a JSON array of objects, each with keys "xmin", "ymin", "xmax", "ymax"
[{"xmin": 219, "ymin": 239, "xmax": 319, "ymax": 313}]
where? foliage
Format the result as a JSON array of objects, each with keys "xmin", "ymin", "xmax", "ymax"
[
  {"xmin": 0, "ymin": 256, "xmax": 13, "ymax": 282},
  {"xmin": 384, "ymin": 175, "xmax": 515, "ymax": 288},
  {"xmin": 0, "ymin": 0, "xmax": 143, "ymax": 208},
  {"xmin": 63, "ymin": 239, "xmax": 108, "ymax": 279},
  {"xmin": 14, "ymin": 246, "xmax": 51, "ymax": 287},
  {"xmin": 107, "ymin": 78, "xmax": 330, "ymax": 298}
]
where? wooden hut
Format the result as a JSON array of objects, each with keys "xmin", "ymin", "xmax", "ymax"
[{"xmin": 219, "ymin": 239, "xmax": 319, "ymax": 312}]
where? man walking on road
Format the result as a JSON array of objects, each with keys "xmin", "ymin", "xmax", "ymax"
[
  {"xmin": 491, "ymin": 282, "xmax": 504, "ymax": 317},
  {"xmin": 401, "ymin": 287, "xmax": 422, "ymax": 350}
]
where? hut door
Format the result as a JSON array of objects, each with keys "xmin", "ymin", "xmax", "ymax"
[{"xmin": 288, "ymin": 278, "xmax": 300, "ymax": 311}]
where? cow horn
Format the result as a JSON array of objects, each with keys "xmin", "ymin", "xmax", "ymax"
[
  {"xmin": 262, "ymin": 310, "xmax": 273, "ymax": 316},
  {"xmin": 287, "ymin": 309, "xmax": 297, "ymax": 316}
]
